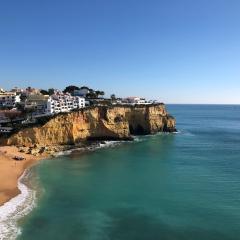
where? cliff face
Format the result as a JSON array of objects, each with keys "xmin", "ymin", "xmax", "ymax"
[{"xmin": 3, "ymin": 104, "xmax": 176, "ymax": 147}]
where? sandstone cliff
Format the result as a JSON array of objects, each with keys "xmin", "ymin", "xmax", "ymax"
[{"xmin": 2, "ymin": 104, "xmax": 176, "ymax": 147}]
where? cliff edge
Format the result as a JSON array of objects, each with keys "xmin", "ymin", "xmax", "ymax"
[{"xmin": 1, "ymin": 104, "xmax": 176, "ymax": 147}]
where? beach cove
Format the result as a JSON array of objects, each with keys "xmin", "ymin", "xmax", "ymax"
[{"xmin": 0, "ymin": 146, "xmax": 44, "ymax": 206}]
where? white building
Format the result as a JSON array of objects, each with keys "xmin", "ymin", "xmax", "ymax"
[
  {"xmin": 124, "ymin": 97, "xmax": 148, "ymax": 105},
  {"xmin": 73, "ymin": 87, "xmax": 90, "ymax": 97},
  {"xmin": 25, "ymin": 92, "xmax": 85, "ymax": 115},
  {"xmin": 0, "ymin": 92, "xmax": 21, "ymax": 108},
  {"xmin": 24, "ymin": 94, "xmax": 50, "ymax": 114},
  {"xmin": 46, "ymin": 92, "xmax": 85, "ymax": 114},
  {"xmin": 11, "ymin": 87, "xmax": 24, "ymax": 94}
]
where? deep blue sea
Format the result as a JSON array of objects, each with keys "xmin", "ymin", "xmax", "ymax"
[{"xmin": 17, "ymin": 105, "xmax": 240, "ymax": 240}]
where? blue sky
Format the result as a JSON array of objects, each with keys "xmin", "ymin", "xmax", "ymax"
[{"xmin": 0, "ymin": 0, "xmax": 239, "ymax": 103}]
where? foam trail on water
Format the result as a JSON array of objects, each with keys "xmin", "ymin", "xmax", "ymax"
[{"xmin": 0, "ymin": 170, "xmax": 37, "ymax": 240}]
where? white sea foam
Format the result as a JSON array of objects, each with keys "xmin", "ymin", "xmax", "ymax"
[
  {"xmin": 54, "ymin": 149, "xmax": 75, "ymax": 157},
  {"xmin": 52, "ymin": 141, "xmax": 123, "ymax": 157},
  {"xmin": 133, "ymin": 136, "xmax": 144, "ymax": 142},
  {"xmin": 88, "ymin": 141, "xmax": 121, "ymax": 151},
  {"xmin": 0, "ymin": 170, "xmax": 37, "ymax": 240},
  {"xmin": 133, "ymin": 135, "xmax": 156, "ymax": 142},
  {"xmin": 173, "ymin": 130, "xmax": 181, "ymax": 134}
]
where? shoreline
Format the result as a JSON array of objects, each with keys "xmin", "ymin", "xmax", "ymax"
[
  {"xmin": 0, "ymin": 168, "xmax": 38, "ymax": 239},
  {"xmin": 0, "ymin": 141, "xmax": 121, "ymax": 207},
  {"xmin": 0, "ymin": 139, "xmax": 135, "ymax": 239},
  {"xmin": 0, "ymin": 146, "xmax": 48, "ymax": 206}
]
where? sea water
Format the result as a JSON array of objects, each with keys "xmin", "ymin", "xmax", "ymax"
[
  {"xmin": 6, "ymin": 105, "xmax": 240, "ymax": 240},
  {"xmin": 0, "ymin": 170, "xmax": 37, "ymax": 240}
]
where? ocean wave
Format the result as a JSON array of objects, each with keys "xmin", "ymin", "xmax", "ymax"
[
  {"xmin": 133, "ymin": 136, "xmax": 144, "ymax": 142},
  {"xmin": 164, "ymin": 129, "xmax": 194, "ymax": 136},
  {"xmin": 179, "ymin": 130, "xmax": 195, "ymax": 136},
  {"xmin": 173, "ymin": 130, "xmax": 181, "ymax": 134},
  {"xmin": 87, "ymin": 141, "xmax": 122, "ymax": 151},
  {"xmin": 0, "ymin": 170, "xmax": 37, "ymax": 240},
  {"xmin": 133, "ymin": 134, "xmax": 160, "ymax": 142},
  {"xmin": 54, "ymin": 149, "xmax": 75, "ymax": 157},
  {"xmin": 53, "ymin": 141, "xmax": 123, "ymax": 157}
]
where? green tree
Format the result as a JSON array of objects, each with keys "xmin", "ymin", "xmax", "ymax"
[
  {"xmin": 63, "ymin": 85, "xmax": 80, "ymax": 94},
  {"xmin": 48, "ymin": 88, "xmax": 55, "ymax": 95},
  {"xmin": 20, "ymin": 94, "xmax": 27, "ymax": 102},
  {"xmin": 95, "ymin": 91, "xmax": 101, "ymax": 98},
  {"xmin": 40, "ymin": 89, "xmax": 49, "ymax": 95},
  {"xmin": 86, "ymin": 90, "xmax": 97, "ymax": 99},
  {"xmin": 111, "ymin": 94, "xmax": 116, "ymax": 100},
  {"xmin": 80, "ymin": 86, "xmax": 89, "ymax": 90},
  {"xmin": 95, "ymin": 90, "xmax": 105, "ymax": 98}
]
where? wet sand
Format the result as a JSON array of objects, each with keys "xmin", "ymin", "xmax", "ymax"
[{"xmin": 0, "ymin": 146, "xmax": 46, "ymax": 206}]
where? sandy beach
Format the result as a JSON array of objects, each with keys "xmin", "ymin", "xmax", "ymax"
[{"xmin": 0, "ymin": 146, "xmax": 46, "ymax": 206}]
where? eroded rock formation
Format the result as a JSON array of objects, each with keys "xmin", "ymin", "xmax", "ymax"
[{"xmin": 1, "ymin": 104, "xmax": 176, "ymax": 147}]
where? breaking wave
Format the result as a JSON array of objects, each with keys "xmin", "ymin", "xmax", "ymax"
[{"xmin": 0, "ymin": 170, "xmax": 37, "ymax": 240}]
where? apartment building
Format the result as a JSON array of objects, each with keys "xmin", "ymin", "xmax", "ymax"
[{"xmin": 0, "ymin": 92, "xmax": 21, "ymax": 108}]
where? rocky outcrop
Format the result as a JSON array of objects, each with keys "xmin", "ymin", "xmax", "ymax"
[{"xmin": 1, "ymin": 104, "xmax": 176, "ymax": 147}]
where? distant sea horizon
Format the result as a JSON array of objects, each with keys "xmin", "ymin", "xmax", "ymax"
[{"xmin": 166, "ymin": 103, "xmax": 240, "ymax": 105}]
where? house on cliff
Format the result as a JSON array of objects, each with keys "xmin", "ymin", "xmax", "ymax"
[
  {"xmin": 24, "ymin": 91, "xmax": 85, "ymax": 115},
  {"xmin": 0, "ymin": 91, "xmax": 21, "ymax": 108},
  {"xmin": 123, "ymin": 97, "xmax": 149, "ymax": 105}
]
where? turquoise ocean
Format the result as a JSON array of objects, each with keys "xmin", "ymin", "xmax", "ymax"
[{"xmin": 12, "ymin": 105, "xmax": 240, "ymax": 239}]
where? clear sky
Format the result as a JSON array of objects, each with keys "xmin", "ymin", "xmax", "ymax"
[{"xmin": 0, "ymin": 0, "xmax": 239, "ymax": 103}]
